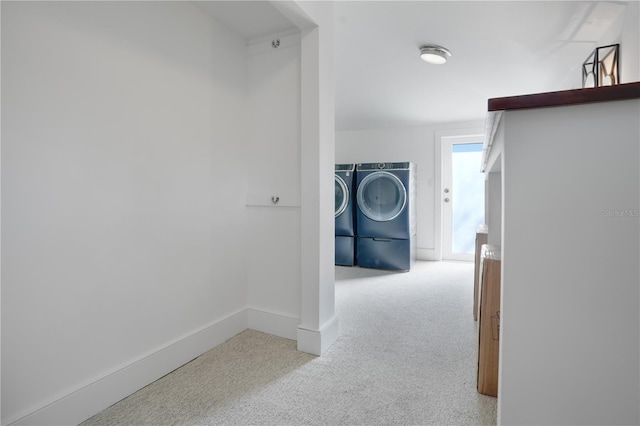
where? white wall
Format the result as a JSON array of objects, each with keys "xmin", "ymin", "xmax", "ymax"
[
  {"xmin": 1, "ymin": 2, "xmax": 249, "ymax": 424},
  {"xmin": 336, "ymin": 121, "xmax": 483, "ymax": 260},
  {"xmin": 242, "ymin": 1, "xmax": 340, "ymax": 354},
  {"xmin": 620, "ymin": 1, "xmax": 640, "ymax": 83},
  {"xmin": 274, "ymin": 1, "xmax": 339, "ymax": 355},
  {"xmin": 498, "ymin": 99, "xmax": 640, "ymax": 425},
  {"xmin": 592, "ymin": 0, "xmax": 639, "ymax": 84},
  {"xmin": 245, "ymin": 32, "xmax": 302, "ymax": 337}
]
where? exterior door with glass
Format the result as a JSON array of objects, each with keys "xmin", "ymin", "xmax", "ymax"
[{"xmin": 442, "ymin": 136, "xmax": 485, "ymax": 261}]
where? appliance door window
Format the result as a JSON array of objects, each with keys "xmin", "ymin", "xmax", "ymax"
[
  {"xmin": 357, "ymin": 172, "xmax": 407, "ymax": 221},
  {"xmin": 335, "ymin": 175, "xmax": 349, "ymax": 217}
]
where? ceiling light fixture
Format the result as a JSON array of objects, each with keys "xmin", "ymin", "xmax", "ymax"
[{"xmin": 419, "ymin": 45, "xmax": 451, "ymax": 65}]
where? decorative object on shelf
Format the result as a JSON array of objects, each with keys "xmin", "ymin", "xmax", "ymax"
[
  {"xmin": 582, "ymin": 44, "xmax": 619, "ymax": 88},
  {"xmin": 419, "ymin": 44, "xmax": 451, "ymax": 64}
]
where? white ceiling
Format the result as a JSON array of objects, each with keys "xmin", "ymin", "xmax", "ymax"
[
  {"xmin": 195, "ymin": 1, "xmax": 628, "ymax": 131},
  {"xmin": 194, "ymin": 1, "xmax": 295, "ymax": 40}
]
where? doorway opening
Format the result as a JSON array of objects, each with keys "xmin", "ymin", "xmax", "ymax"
[{"xmin": 440, "ymin": 133, "xmax": 485, "ymax": 261}]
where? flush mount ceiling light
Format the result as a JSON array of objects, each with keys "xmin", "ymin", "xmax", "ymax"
[{"xmin": 419, "ymin": 45, "xmax": 451, "ymax": 64}]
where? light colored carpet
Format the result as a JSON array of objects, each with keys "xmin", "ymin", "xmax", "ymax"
[{"xmin": 82, "ymin": 261, "xmax": 497, "ymax": 425}]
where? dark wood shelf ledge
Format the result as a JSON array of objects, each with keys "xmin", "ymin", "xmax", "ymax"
[{"xmin": 488, "ymin": 81, "xmax": 640, "ymax": 112}]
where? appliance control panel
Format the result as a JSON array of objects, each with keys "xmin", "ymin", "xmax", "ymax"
[
  {"xmin": 335, "ymin": 163, "xmax": 355, "ymax": 171},
  {"xmin": 357, "ymin": 162, "xmax": 410, "ymax": 171}
]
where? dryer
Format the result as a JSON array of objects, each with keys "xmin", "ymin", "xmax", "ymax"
[
  {"xmin": 335, "ymin": 164, "xmax": 356, "ymax": 266},
  {"xmin": 356, "ymin": 162, "xmax": 416, "ymax": 271}
]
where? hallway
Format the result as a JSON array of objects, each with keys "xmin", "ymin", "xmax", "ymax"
[{"xmin": 83, "ymin": 261, "xmax": 497, "ymax": 425}]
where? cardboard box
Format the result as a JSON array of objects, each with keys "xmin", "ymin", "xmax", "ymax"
[
  {"xmin": 477, "ymin": 244, "xmax": 501, "ymax": 397},
  {"xmin": 473, "ymin": 225, "xmax": 488, "ymax": 320}
]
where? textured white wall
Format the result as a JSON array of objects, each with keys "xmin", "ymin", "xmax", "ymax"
[
  {"xmin": 499, "ymin": 100, "xmax": 640, "ymax": 425},
  {"xmin": 1, "ymin": 2, "xmax": 248, "ymax": 423}
]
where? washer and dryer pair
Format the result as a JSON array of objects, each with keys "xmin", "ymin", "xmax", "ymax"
[{"xmin": 334, "ymin": 162, "xmax": 416, "ymax": 271}]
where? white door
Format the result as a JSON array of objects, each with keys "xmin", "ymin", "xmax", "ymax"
[{"xmin": 442, "ymin": 135, "xmax": 485, "ymax": 261}]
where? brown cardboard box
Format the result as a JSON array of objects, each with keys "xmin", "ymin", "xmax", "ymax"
[
  {"xmin": 473, "ymin": 225, "xmax": 488, "ymax": 320},
  {"xmin": 478, "ymin": 244, "xmax": 501, "ymax": 397}
]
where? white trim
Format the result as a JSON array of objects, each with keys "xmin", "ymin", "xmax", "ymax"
[
  {"xmin": 297, "ymin": 316, "xmax": 339, "ymax": 356},
  {"xmin": 7, "ymin": 310, "xmax": 248, "ymax": 426},
  {"xmin": 247, "ymin": 308, "xmax": 299, "ymax": 340},
  {"xmin": 436, "ymin": 128, "xmax": 484, "ymax": 262},
  {"xmin": 292, "ymin": 2, "xmax": 337, "ymax": 362},
  {"xmin": 434, "ymin": 134, "xmax": 443, "ymax": 261},
  {"xmin": 416, "ymin": 247, "xmax": 439, "ymax": 261},
  {"xmin": 481, "ymin": 111, "xmax": 503, "ymax": 172},
  {"xmin": 7, "ymin": 306, "xmax": 311, "ymax": 425}
]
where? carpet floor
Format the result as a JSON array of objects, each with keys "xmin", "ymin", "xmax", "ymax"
[{"xmin": 81, "ymin": 261, "xmax": 497, "ymax": 425}]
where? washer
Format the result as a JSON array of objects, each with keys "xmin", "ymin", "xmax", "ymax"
[
  {"xmin": 356, "ymin": 162, "xmax": 416, "ymax": 271},
  {"xmin": 335, "ymin": 163, "xmax": 356, "ymax": 266}
]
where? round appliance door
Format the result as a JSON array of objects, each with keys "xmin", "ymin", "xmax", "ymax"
[
  {"xmin": 357, "ymin": 171, "xmax": 407, "ymax": 221},
  {"xmin": 335, "ymin": 175, "xmax": 349, "ymax": 218}
]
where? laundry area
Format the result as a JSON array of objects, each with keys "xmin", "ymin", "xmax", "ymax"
[{"xmin": 334, "ymin": 162, "xmax": 416, "ymax": 271}]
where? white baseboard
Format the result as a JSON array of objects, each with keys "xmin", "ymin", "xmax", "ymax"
[
  {"xmin": 8, "ymin": 309, "xmax": 248, "ymax": 426},
  {"xmin": 297, "ymin": 316, "xmax": 339, "ymax": 356},
  {"xmin": 8, "ymin": 307, "xmax": 330, "ymax": 426},
  {"xmin": 417, "ymin": 247, "xmax": 441, "ymax": 261},
  {"xmin": 247, "ymin": 308, "xmax": 299, "ymax": 340}
]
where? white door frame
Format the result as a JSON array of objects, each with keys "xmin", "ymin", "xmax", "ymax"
[{"xmin": 435, "ymin": 128, "xmax": 484, "ymax": 261}]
